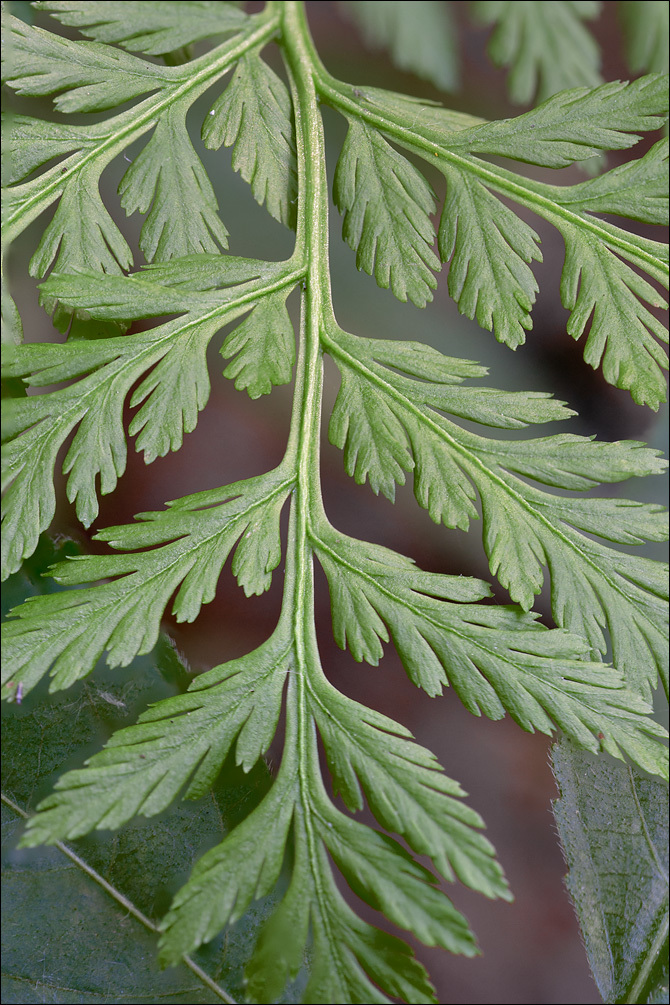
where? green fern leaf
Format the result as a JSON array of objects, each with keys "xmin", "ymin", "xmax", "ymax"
[
  {"xmin": 1, "ymin": 318, "xmax": 215, "ymax": 540},
  {"xmin": 2, "ymin": 264, "xmax": 299, "ymax": 559},
  {"xmin": 317, "ymin": 804, "xmax": 476, "ymax": 953},
  {"xmin": 438, "ymin": 167, "xmax": 542, "ymax": 347},
  {"xmin": 1, "ymin": 11, "xmax": 169, "ymax": 112},
  {"xmin": 33, "ymin": 0, "xmax": 248, "ymax": 55},
  {"xmin": 307, "ymin": 673, "xmax": 510, "ymax": 897},
  {"xmin": 333, "ymin": 117, "xmax": 441, "ymax": 307},
  {"xmin": 344, "ymin": 85, "xmax": 485, "ymax": 135},
  {"xmin": 159, "ymin": 759, "xmax": 297, "ymax": 961},
  {"xmin": 162, "ymin": 769, "xmax": 440, "ymax": 1004},
  {"xmin": 554, "ymin": 137, "xmax": 668, "ymax": 223},
  {"xmin": 221, "ymin": 288, "xmax": 296, "ymax": 398},
  {"xmin": 323, "ymin": 326, "xmax": 668, "ymax": 699},
  {"xmin": 29, "ymin": 168, "xmax": 133, "ymax": 276},
  {"xmin": 1, "ymin": 113, "xmax": 93, "ymax": 186},
  {"xmin": 2, "ymin": 5, "xmax": 668, "ymax": 1002},
  {"xmin": 203, "ymin": 51, "xmax": 298, "ymax": 227},
  {"xmin": 318, "ymin": 75, "xmax": 669, "ymax": 402},
  {"xmin": 1, "ymin": 6, "xmax": 278, "ymax": 282},
  {"xmin": 119, "ymin": 105, "xmax": 229, "ymax": 261},
  {"xmin": 140, "ymin": 252, "xmax": 277, "ymax": 290},
  {"xmin": 2, "ymin": 470, "xmax": 292, "ymax": 691},
  {"xmin": 312, "ymin": 525, "xmax": 667, "ymax": 777},
  {"xmin": 454, "ymin": 75, "xmax": 669, "ymax": 167},
  {"xmin": 558, "ymin": 227, "xmax": 668, "ymax": 407},
  {"xmin": 18, "ymin": 632, "xmax": 290, "ymax": 841}
]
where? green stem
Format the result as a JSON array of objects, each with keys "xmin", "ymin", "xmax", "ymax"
[
  {"xmin": 280, "ymin": 0, "xmax": 332, "ymax": 582},
  {"xmin": 277, "ymin": 0, "xmax": 342, "ymax": 943}
]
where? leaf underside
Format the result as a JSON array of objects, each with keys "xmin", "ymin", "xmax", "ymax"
[{"xmin": 552, "ymin": 737, "xmax": 670, "ymax": 1005}]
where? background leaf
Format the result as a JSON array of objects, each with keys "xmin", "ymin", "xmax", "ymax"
[
  {"xmin": 471, "ymin": 0, "xmax": 602, "ymax": 104},
  {"xmin": 552, "ymin": 736, "xmax": 669, "ymax": 1005},
  {"xmin": 618, "ymin": 0, "xmax": 669, "ymax": 75},
  {"xmin": 338, "ymin": 0, "xmax": 459, "ymax": 92}
]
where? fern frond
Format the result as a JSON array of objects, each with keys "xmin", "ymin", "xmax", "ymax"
[
  {"xmin": 2, "ymin": 12, "xmax": 169, "ymax": 111},
  {"xmin": 19, "ymin": 630, "xmax": 291, "ymax": 840},
  {"xmin": 618, "ymin": 0, "xmax": 669, "ymax": 75},
  {"xmin": 318, "ymin": 74, "xmax": 669, "ymax": 405},
  {"xmin": 323, "ymin": 325, "xmax": 668, "ymax": 699},
  {"xmin": 2, "ymin": 469, "xmax": 292, "ymax": 692},
  {"xmin": 1, "ymin": 5, "xmax": 282, "ymax": 269},
  {"xmin": 2, "ymin": 4, "xmax": 668, "ymax": 1003},
  {"xmin": 333, "ymin": 117, "xmax": 440, "ymax": 306},
  {"xmin": 1, "ymin": 262, "xmax": 301, "ymax": 569},
  {"xmin": 203, "ymin": 51, "xmax": 298, "ymax": 227}
]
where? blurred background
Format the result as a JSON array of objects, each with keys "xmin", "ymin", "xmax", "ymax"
[{"xmin": 4, "ymin": 3, "xmax": 668, "ymax": 1003}]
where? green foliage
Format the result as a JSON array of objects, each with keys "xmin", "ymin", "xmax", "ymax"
[{"xmin": 1, "ymin": 2, "xmax": 668, "ymax": 1003}]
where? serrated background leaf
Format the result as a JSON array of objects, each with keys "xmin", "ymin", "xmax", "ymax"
[
  {"xmin": 471, "ymin": 0, "xmax": 602, "ymax": 104},
  {"xmin": 339, "ymin": 0, "xmax": 459, "ymax": 92},
  {"xmin": 619, "ymin": 0, "xmax": 669, "ymax": 75},
  {"xmin": 552, "ymin": 737, "xmax": 670, "ymax": 1005}
]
